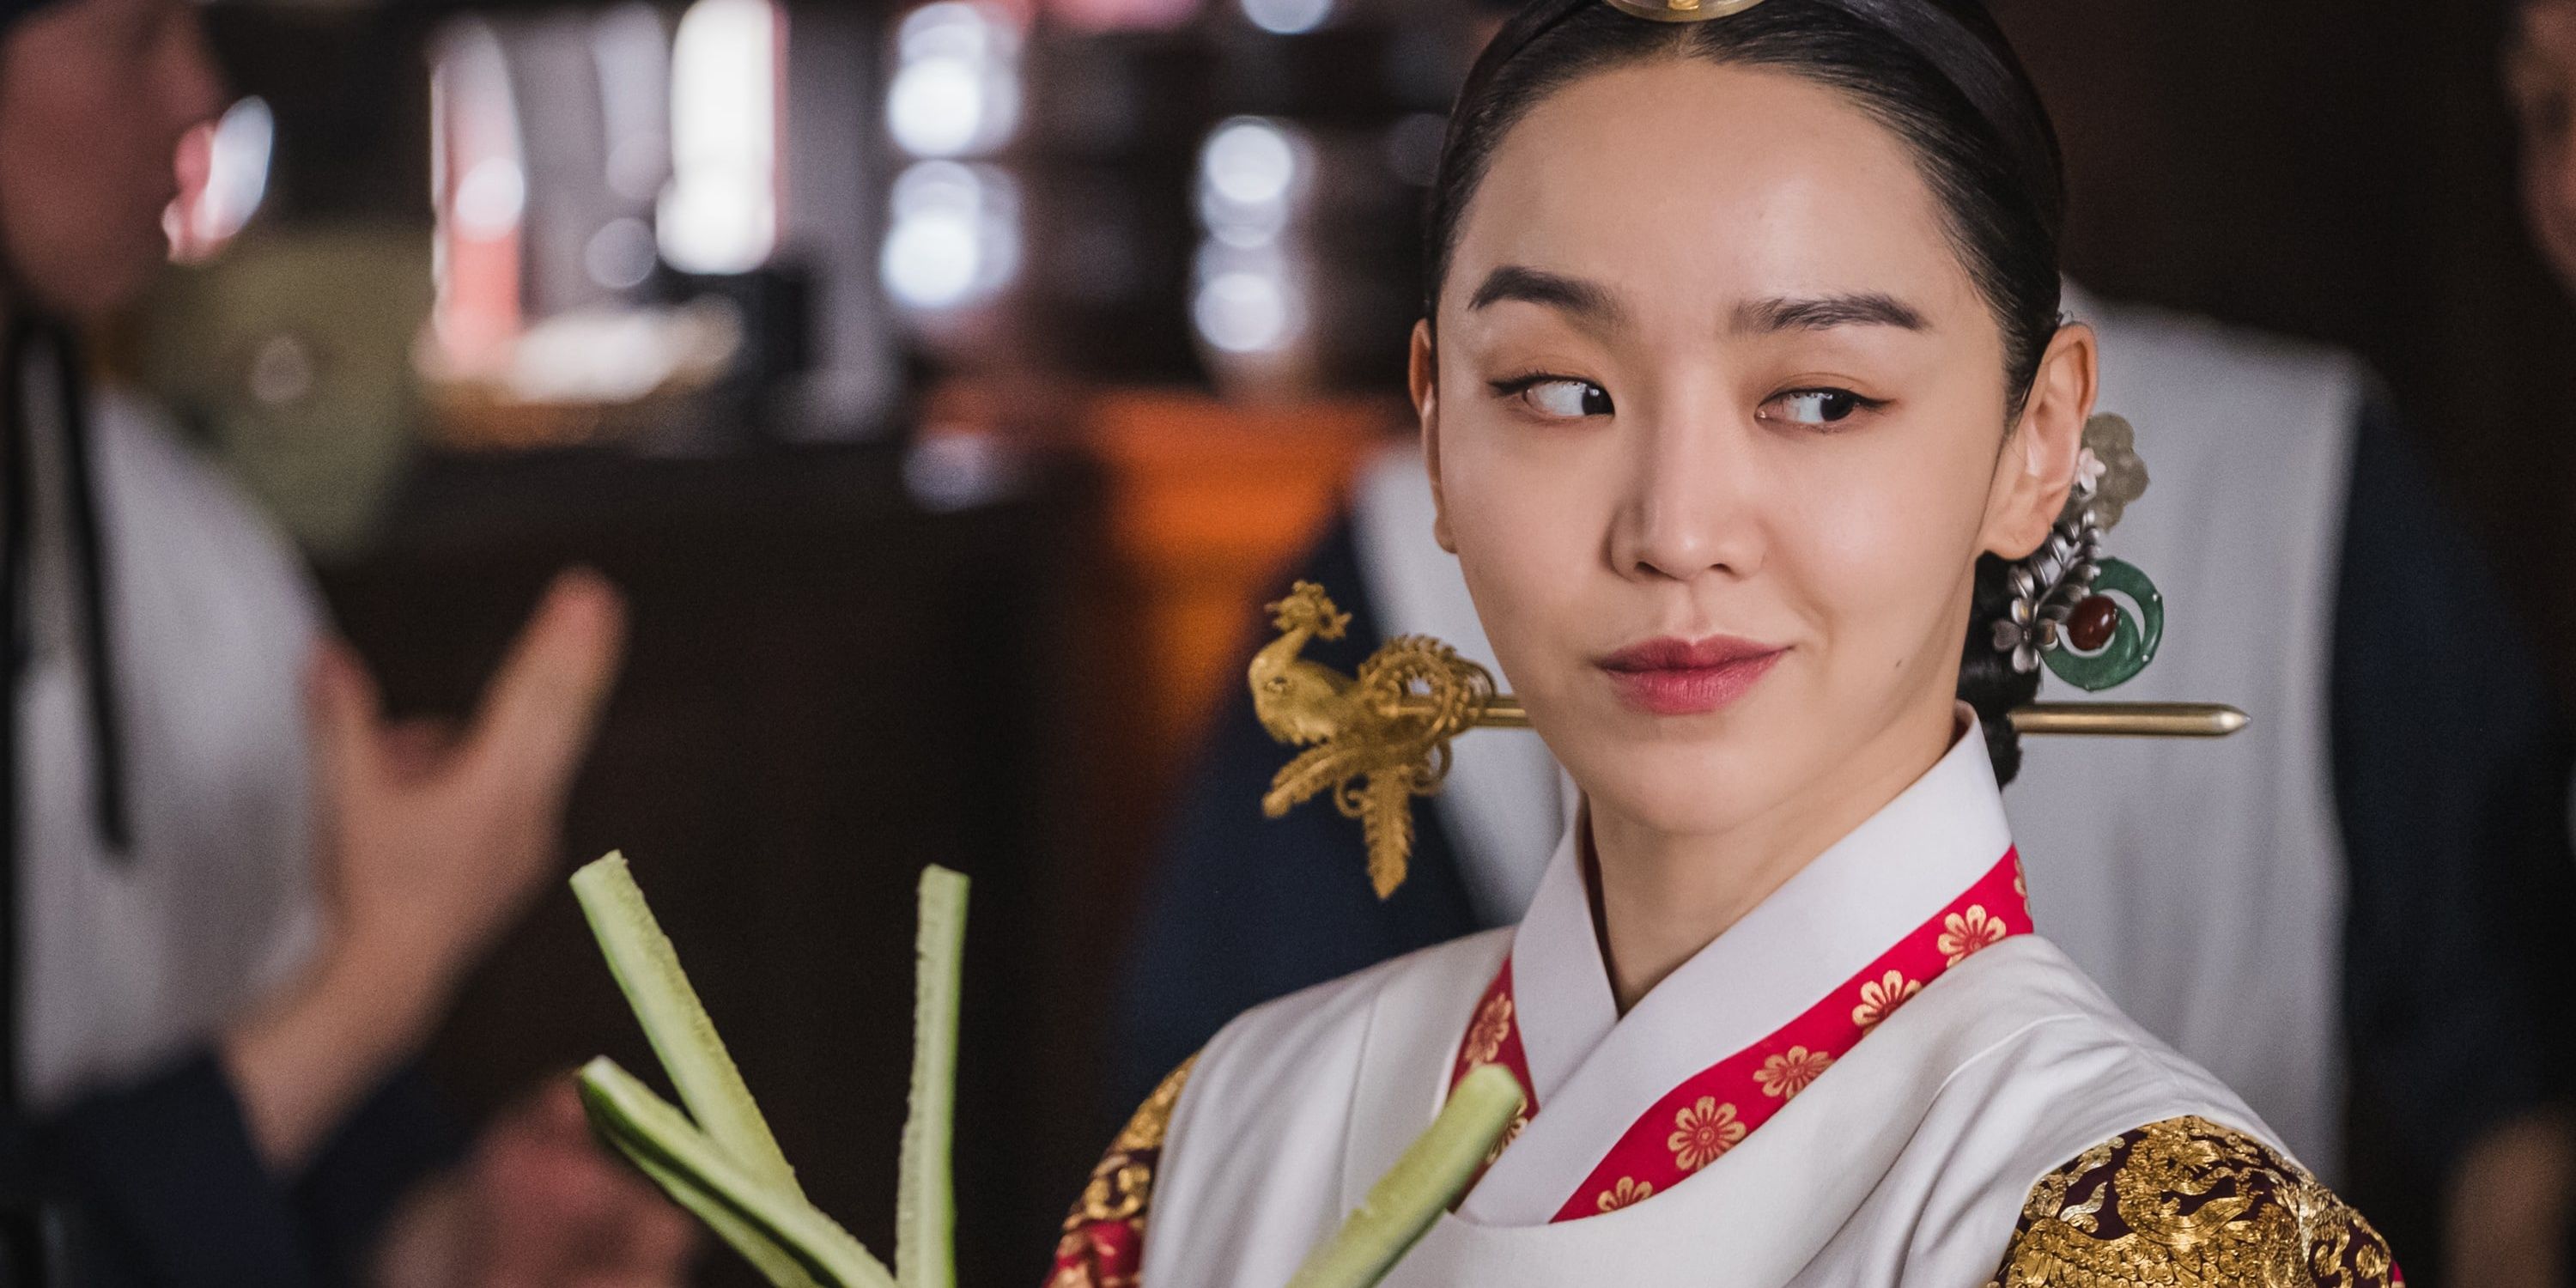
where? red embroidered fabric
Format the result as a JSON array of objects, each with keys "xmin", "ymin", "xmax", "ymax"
[
  {"xmin": 1449, "ymin": 848, "xmax": 2032, "ymax": 1222},
  {"xmin": 1452, "ymin": 960, "xmax": 1539, "ymax": 1167},
  {"xmin": 1050, "ymin": 1057, "xmax": 1194, "ymax": 1288}
]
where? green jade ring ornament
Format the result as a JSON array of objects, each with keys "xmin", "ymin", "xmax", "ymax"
[
  {"xmin": 1995, "ymin": 414, "xmax": 2164, "ymax": 693},
  {"xmin": 2044, "ymin": 558, "xmax": 2163, "ymax": 691}
]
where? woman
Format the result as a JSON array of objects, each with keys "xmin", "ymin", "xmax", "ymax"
[{"xmin": 1054, "ymin": 0, "xmax": 2397, "ymax": 1282}]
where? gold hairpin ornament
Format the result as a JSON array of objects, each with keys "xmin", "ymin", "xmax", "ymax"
[
  {"xmin": 1251, "ymin": 584, "xmax": 1496, "ymax": 900},
  {"xmin": 1601, "ymin": 0, "xmax": 1771, "ymax": 21},
  {"xmin": 1249, "ymin": 581, "xmax": 2247, "ymax": 900}
]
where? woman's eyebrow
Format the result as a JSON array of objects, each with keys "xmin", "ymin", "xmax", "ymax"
[
  {"xmin": 1735, "ymin": 293, "xmax": 1930, "ymax": 333},
  {"xmin": 1467, "ymin": 265, "xmax": 1630, "ymax": 329}
]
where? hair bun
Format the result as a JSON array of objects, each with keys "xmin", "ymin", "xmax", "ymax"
[{"xmin": 1960, "ymin": 553, "xmax": 2044, "ymax": 784}]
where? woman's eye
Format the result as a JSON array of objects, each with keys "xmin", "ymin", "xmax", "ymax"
[
  {"xmin": 1503, "ymin": 378, "xmax": 1613, "ymax": 419},
  {"xmin": 1765, "ymin": 388, "xmax": 1874, "ymax": 427}
]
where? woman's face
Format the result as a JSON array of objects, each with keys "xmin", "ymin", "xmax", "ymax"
[{"xmin": 1419, "ymin": 59, "xmax": 2086, "ymax": 841}]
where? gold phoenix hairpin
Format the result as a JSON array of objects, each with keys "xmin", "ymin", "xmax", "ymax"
[{"xmin": 1250, "ymin": 582, "xmax": 2247, "ymax": 900}]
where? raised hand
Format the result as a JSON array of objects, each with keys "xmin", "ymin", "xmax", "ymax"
[
  {"xmin": 312, "ymin": 568, "xmax": 629, "ymax": 990},
  {"xmin": 227, "ymin": 570, "xmax": 629, "ymax": 1170}
]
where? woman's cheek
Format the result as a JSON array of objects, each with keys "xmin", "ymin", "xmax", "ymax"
[
  {"xmin": 1785, "ymin": 463, "xmax": 1966, "ymax": 674},
  {"xmin": 1462, "ymin": 445, "xmax": 1609, "ymax": 586},
  {"xmin": 1451, "ymin": 488, "xmax": 1564, "ymax": 643},
  {"xmin": 1445, "ymin": 443, "xmax": 1597, "ymax": 696}
]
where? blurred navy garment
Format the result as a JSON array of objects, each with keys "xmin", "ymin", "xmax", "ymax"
[
  {"xmin": 1109, "ymin": 519, "xmax": 1484, "ymax": 1119},
  {"xmin": 2331, "ymin": 399, "xmax": 2576, "ymax": 1268},
  {"xmin": 28, "ymin": 1057, "xmax": 460, "ymax": 1287},
  {"xmin": 1109, "ymin": 298, "xmax": 2576, "ymax": 1285}
]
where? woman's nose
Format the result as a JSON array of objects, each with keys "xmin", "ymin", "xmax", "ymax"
[{"xmin": 1606, "ymin": 411, "xmax": 1762, "ymax": 585}]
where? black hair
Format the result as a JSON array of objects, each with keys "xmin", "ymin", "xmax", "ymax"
[{"xmin": 1425, "ymin": 0, "xmax": 2065, "ymax": 782}]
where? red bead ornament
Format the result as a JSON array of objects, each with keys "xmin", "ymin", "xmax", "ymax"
[{"xmin": 2068, "ymin": 595, "xmax": 2120, "ymax": 653}]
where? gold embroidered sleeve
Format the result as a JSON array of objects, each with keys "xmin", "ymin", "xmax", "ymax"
[
  {"xmin": 1048, "ymin": 1055, "xmax": 1197, "ymax": 1288},
  {"xmin": 1987, "ymin": 1115, "xmax": 2400, "ymax": 1288}
]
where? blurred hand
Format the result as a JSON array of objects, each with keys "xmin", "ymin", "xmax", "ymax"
[
  {"xmin": 226, "ymin": 571, "xmax": 628, "ymax": 1170},
  {"xmin": 377, "ymin": 1078, "xmax": 699, "ymax": 1288},
  {"xmin": 311, "ymin": 568, "xmax": 629, "ymax": 988},
  {"xmin": 2445, "ymin": 1107, "xmax": 2574, "ymax": 1288}
]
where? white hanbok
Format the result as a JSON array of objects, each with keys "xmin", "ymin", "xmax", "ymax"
[{"xmin": 1106, "ymin": 722, "xmax": 2388, "ymax": 1288}]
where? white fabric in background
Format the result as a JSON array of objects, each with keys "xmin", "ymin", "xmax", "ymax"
[
  {"xmin": 2014, "ymin": 286, "xmax": 2359, "ymax": 1181},
  {"xmin": 1347, "ymin": 287, "xmax": 2364, "ymax": 1180},
  {"xmin": 15, "ymin": 378, "xmax": 323, "ymax": 1111},
  {"xmin": 1351, "ymin": 449, "xmax": 1570, "ymax": 925}
]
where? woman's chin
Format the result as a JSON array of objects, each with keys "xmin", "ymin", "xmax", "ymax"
[{"xmin": 1572, "ymin": 740, "xmax": 1813, "ymax": 839}]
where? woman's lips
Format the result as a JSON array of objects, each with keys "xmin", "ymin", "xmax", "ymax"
[{"xmin": 1595, "ymin": 636, "xmax": 1786, "ymax": 716}]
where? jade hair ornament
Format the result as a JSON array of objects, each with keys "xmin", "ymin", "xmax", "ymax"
[{"xmin": 1990, "ymin": 414, "xmax": 2164, "ymax": 692}]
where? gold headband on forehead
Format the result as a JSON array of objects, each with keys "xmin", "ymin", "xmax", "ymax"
[{"xmin": 1601, "ymin": 0, "xmax": 1772, "ymax": 20}]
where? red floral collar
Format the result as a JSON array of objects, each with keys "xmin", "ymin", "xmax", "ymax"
[{"xmin": 1449, "ymin": 848, "xmax": 2032, "ymax": 1222}]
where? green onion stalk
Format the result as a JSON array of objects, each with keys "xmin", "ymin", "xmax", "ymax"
[{"xmin": 568, "ymin": 853, "xmax": 1523, "ymax": 1288}]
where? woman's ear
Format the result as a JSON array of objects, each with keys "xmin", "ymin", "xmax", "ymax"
[
  {"xmin": 1982, "ymin": 322, "xmax": 2098, "ymax": 560},
  {"xmin": 1411, "ymin": 319, "xmax": 1459, "ymax": 555}
]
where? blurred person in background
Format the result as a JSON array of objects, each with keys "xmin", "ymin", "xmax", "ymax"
[
  {"xmin": 0, "ymin": 0, "xmax": 696, "ymax": 1283},
  {"xmin": 2515, "ymin": 0, "xmax": 2576, "ymax": 293},
  {"xmin": 2497, "ymin": 2, "xmax": 2576, "ymax": 1284},
  {"xmin": 1121, "ymin": 7, "xmax": 2576, "ymax": 1288}
]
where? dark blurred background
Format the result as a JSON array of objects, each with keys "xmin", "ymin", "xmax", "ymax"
[{"xmin": 119, "ymin": 0, "xmax": 2576, "ymax": 1279}]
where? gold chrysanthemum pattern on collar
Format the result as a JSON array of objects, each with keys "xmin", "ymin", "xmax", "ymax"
[
  {"xmin": 1050, "ymin": 1055, "xmax": 1198, "ymax": 1288},
  {"xmin": 1989, "ymin": 1115, "xmax": 2399, "ymax": 1288}
]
